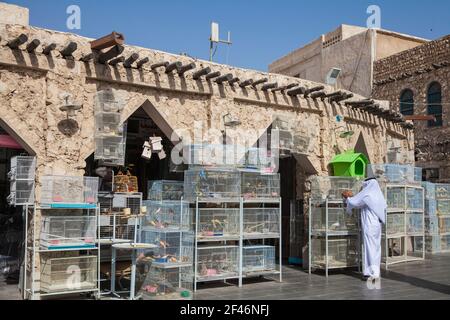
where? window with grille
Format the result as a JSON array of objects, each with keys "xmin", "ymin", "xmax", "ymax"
[{"xmin": 427, "ymin": 82, "xmax": 443, "ymax": 127}]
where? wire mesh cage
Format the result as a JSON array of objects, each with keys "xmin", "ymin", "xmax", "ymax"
[
  {"xmin": 140, "ymin": 230, "xmax": 194, "ymax": 267},
  {"xmin": 406, "ymin": 187, "xmax": 424, "ymax": 211},
  {"xmin": 386, "ymin": 186, "xmax": 406, "ymax": 210},
  {"xmin": 241, "ymin": 173, "xmax": 280, "ymax": 199},
  {"xmin": 183, "ymin": 144, "xmax": 246, "ymax": 167},
  {"xmin": 310, "ymin": 205, "xmax": 359, "ymax": 233},
  {"xmin": 243, "ymin": 208, "xmax": 280, "ymax": 237},
  {"xmin": 95, "ymin": 137, "xmax": 126, "ymax": 161},
  {"xmin": 40, "ymin": 254, "xmax": 97, "ymax": 293},
  {"xmin": 197, "ymin": 208, "xmax": 240, "ymax": 240},
  {"xmin": 406, "ymin": 212, "xmax": 424, "ymax": 234},
  {"xmin": 41, "ymin": 216, "xmax": 97, "ymax": 249},
  {"xmin": 425, "ymin": 216, "xmax": 439, "ymax": 235},
  {"xmin": 196, "ymin": 246, "xmax": 239, "ymax": 281},
  {"xmin": 310, "ymin": 177, "xmax": 362, "ymax": 202},
  {"xmin": 112, "ymin": 193, "xmax": 143, "ymax": 215},
  {"xmin": 8, "ymin": 180, "xmax": 35, "ymax": 206},
  {"xmin": 437, "ymin": 200, "xmax": 450, "ymax": 216},
  {"xmin": 310, "ymin": 237, "xmax": 359, "ymax": 269},
  {"xmin": 422, "ymin": 182, "xmax": 436, "ymax": 200},
  {"xmin": 9, "ymin": 156, "xmax": 36, "ymax": 181},
  {"xmin": 435, "ymin": 184, "xmax": 450, "ymax": 200},
  {"xmin": 242, "ymin": 246, "xmax": 276, "ymax": 274},
  {"xmin": 368, "ymin": 164, "xmax": 422, "ymax": 184},
  {"xmin": 95, "ymin": 113, "xmax": 123, "ymax": 137},
  {"xmin": 242, "ymin": 148, "xmax": 274, "ymax": 171},
  {"xmin": 438, "ymin": 216, "xmax": 450, "ymax": 234},
  {"xmin": 142, "ymin": 200, "xmax": 191, "ymax": 231},
  {"xmin": 99, "ymin": 214, "xmax": 139, "ymax": 242},
  {"xmin": 147, "ymin": 180, "xmax": 184, "ymax": 201},
  {"xmin": 137, "ymin": 264, "xmax": 193, "ymax": 300},
  {"xmin": 440, "ymin": 235, "xmax": 450, "ymax": 252},
  {"xmin": 406, "ymin": 236, "xmax": 425, "ymax": 259},
  {"xmin": 40, "ymin": 176, "xmax": 99, "ymax": 204},
  {"xmin": 184, "ymin": 168, "xmax": 241, "ymax": 201},
  {"xmin": 382, "ymin": 237, "xmax": 405, "ymax": 263},
  {"xmin": 425, "ymin": 200, "xmax": 437, "ymax": 217},
  {"xmin": 385, "ymin": 213, "xmax": 406, "ymax": 236}
]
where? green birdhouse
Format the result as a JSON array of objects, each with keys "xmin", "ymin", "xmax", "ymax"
[{"xmin": 330, "ymin": 150, "xmax": 369, "ymax": 178}]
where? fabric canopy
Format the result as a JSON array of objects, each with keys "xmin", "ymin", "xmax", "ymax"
[{"xmin": 0, "ymin": 134, "xmax": 23, "ymax": 150}]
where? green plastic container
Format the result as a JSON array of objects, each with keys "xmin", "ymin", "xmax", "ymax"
[{"xmin": 330, "ymin": 150, "xmax": 369, "ymax": 178}]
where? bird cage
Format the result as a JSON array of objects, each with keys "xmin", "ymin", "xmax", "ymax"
[
  {"xmin": 422, "ymin": 182, "xmax": 436, "ymax": 200},
  {"xmin": 310, "ymin": 237, "xmax": 359, "ymax": 269},
  {"xmin": 196, "ymin": 246, "xmax": 239, "ymax": 281},
  {"xmin": 386, "ymin": 186, "xmax": 406, "ymax": 210},
  {"xmin": 384, "ymin": 213, "xmax": 405, "ymax": 236},
  {"xmin": 137, "ymin": 265, "xmax": 193, "ymax": 300},
  {"xmin": 310, "ymin": 176, "xmax": 362, "ymax": 202},
  {"xmin": 407, "ymin": 236, "xmax": 425, "ymax": 259},
  {"xmin": 382, "ymin": 237, "xmax": 405, "ymax": 263},
  {"xmin": 95, "ymin": 137, "xmax": 126, "ymax": 162},
  {"xmin": 113, "ymin": 192, "xmax": 143, "ymax": 216},
  {"xmin": 41, "ymin": 216, "xmax": 97, "ymax": 249},
  {"xmin": 197, "ymin": 208, "xmax": 240, "ymax": 240},
  {"xmin": 438, "ymin": 216, "xmax": 450, "ymax": 234},
  {"xmin": 140, "ymin": 230, "xmax": 194, "ymax": 267},
  {"xmin": 440, "ymin": 235, "xmax": 450, "ymax": 252},
  {"xmin": 425, "ymin": 200, "xmax": 437, "ymax": 217},
  {"xmin": 242, "ymin": 148, "xmax": 274, "ymax": 171},
  {"xmin": 8, "ymin": 180, "xmax": 35, "ymax": 206},
  {"xmin": 368, "ymin": 164, "xmax": 421, "ymax": 184},
  {"xmin": 147, "ymin": 180, "xmax": 184, "ymax": 201},
  {"xmin": 242, "ymin": 246, "xmax": 276, "ymax": 274},
  {"xmin": 310, "ymin": 205, "xmax": 359, "ymax": 233},
  {"xmin": 406, "ymin": 187, "xmax": 424, "ymax": 211},
  {"xmin": 437, "ymin": 199, "xmax": 450, "ymax": 216},
  {"xmin": 99, "ymin": 214, "xmax": 139, "ymax": 242},
  {"xmin": 241, "ymin": 173, "xmax": 280, "ymax": 199},
  {"xmin": 142, "ymin": 200, "xmax": 191, "ymax": 231},
  {"xmin": 184, "ymin": 168, "xmax": 241, "ymax": 201},
  {"xmin": 9, "ymin": 156, "xmax": 36, "ymax": 181},
  {"xmin": 425, "ymin": 235, "xmax": 441, "ymax": 253},
  {"xmin": 243, "ymin": 208, "xmax": 280, "ymax": 237},
  {"xmin": 435, "ymin": 184, "xmax": 450, "ymax": 200},
  {"xmin": 425, "ymin": 216, "xmax": 439, "ymax": 235},
  {"xmin": 406, "ymin": 212, "xmax": 424, "ymax": 234},
  {"xmin": 293, "ymin": 133, "xmax": 312, "ymax": 154},
  {"xmin": 95, "ymin": 113, "xmax": 123, "ymax": 137},
  {"xmin": 40, "ymin": 176, "xmax": 99, "ymax": 205},
  {"xmin": 40, "ymin": 254, "xmax": 97, "ymax": 293}
]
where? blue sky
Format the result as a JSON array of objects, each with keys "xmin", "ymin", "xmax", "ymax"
[{"xmin": 4, "ymin": 0, "xmax": 450, "ymax": 71}]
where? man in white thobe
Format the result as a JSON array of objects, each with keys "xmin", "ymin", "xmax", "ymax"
[{"xmin": 342, "ymin": 177, "xmax": 387, "ymax": 281}]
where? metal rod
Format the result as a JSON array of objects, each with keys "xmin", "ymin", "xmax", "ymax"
[
  {"xmin": 123, "ymin": 53, "xmax": 140, "ymax": 68},
  {"xmin": 80, "ymin": 53, "xmax": 94, "ymax": 62},
  {"xmin": 228, "ymin": 77, "xmax": 240, "ymax": 85},
  {"xmin": 177, "ymin": 62, "xmax": 196, "ymax": 75},
  {"xmin": 98, "ymin": 45, "xmax": 125, "ymax": 64},
  {"xmin": 261, "ymin": 82, "xmax": 278, "ymax": 91},
  {"xmin": 42, "ymin": 43, "xmax": 57, "ymax": 55},
  {"xmin": 205, "ymin": 71, "xmax": 221, "ymax": 80},
  {"xmin": 192, "ymin": 67, "xmax": 211, "ymax": 80},
  {"xmin": 239, "ymin": 79, "xmax": 254, "ymax": 88},
  {"xmin": 60, "ymin": 42, "xmax": 78, "ymax": 57},
  {"xmin": 151, "ymin": 61, "xmax": 169, "ymax": 70},
  {"xmin": 252, "ymin": 78, "xmax": 268, "ymax": 87},
  {"xmin": 136, "ymin": 57, "xmax": 150, "ymax": 69},
  {"xmin": 215, "ymin": 74, "xmax": 233, "ymax": 84},
  {"xmin": 165, "ymin": 61, "xmax": 182, "ymax": 73},
  {"xmin": 26, "ymin": 39, "xmax": 40, "ymax": 53},
  {"xmin": 7, "ymin": 34, "xmax": 28, "ymax": 49},
  {"xmin": 90, "ymin": 31, "xmax": 125, "ymax": 51},
  {"xmin": 109, "ymin": 56, "xmax": 125, "ymax": 66},
  {"xmin": 287, "ymin": 86, "xmax": 306, "ymax": 96}
]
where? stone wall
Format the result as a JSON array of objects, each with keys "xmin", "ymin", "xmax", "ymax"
[{"xmin": 373, "ymin": 35, "xmax": 450, "ymax": 182}]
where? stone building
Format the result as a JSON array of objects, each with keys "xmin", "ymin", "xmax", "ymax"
[
  {"xmin": 269, "ymin": 24, "xmax": 427, "ymax": 97},
  {"xmin": 0, "ymin": 3, "xmax": 415, "ymax": 295},
  {"xmin": 372, "ymin": 35, "xmax": 450, "ymax": 182}
]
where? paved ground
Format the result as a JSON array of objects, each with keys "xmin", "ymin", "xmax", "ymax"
[{"xmin": 1, "ymin": 254, "xmax": 450, "ymax": 300}]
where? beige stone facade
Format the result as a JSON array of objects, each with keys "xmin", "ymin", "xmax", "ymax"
[{"xmin": 373, "ymin": 35, "xmax": 450, "ymax": 182}]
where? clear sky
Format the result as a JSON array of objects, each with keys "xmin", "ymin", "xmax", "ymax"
[{"xmin": 4, "ymin": 0, "xmax": 450, "ymax": 71}]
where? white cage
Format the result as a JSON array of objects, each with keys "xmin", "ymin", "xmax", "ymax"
[
  {"xmin": 310, "ymin": 177, "xmax": 362, "ymax": 202},
  {"xmin": 9, "ymin": 156, "xmax": 36, "ymax": 181},
  {"xmin": 425, "ymin": 235, "xmax": 441, "ymax": 253},
  {"xmin": 439, "ymin": 216, "xmax": 450, "ymax": 234},
  {"xmin": 137, "ymin": 265, "xmax": 193, "ymax": 300},
  {"xmin": 196, "ymin": 246, "xmax": 239, "ymax": 281},
  {"xmin": 386, "ymin": 186, "xmax": 405, "ymax": 210},
  {"xmin": 40, "ymin": 176, "xmax": 99, "ymax": 205},
  {"xmin": 437, "ymin": 200, "xmax": 450, "ymax": 216},
  {"xmin": 41, "ymin": 216, "xmax": 97, "ymax": 249},
  {"xmin": 425, "ymin": 200, "xmax": 437, "ymax": 217},
  {"xmin": 422, "ymin": 182, "xmax": 436, "ymax": 200},
  {"xmin": 243, "ymin": 148, "xmax": 274, "ymax": 171},
  {"xmin": 310, "ymin": 205, "xmax": 359, "ymax": 233},
  {"xmin": 242, "ymin": 246, "xmax": 276, "ymax": 275},
  {"xmin": 8, "ymin": 180, "xmax": 35, "ymax": 206},
  {"xmin": 147, "ymin": 180, "xmax": 184, "ymax": 201},
  {"xmin": 243, "ymin": 208, "xmax": 280, "ymax": 237},
  {"xmin": 95, "ymin": 137, "xmax": 126, "ymax": 161},
  {"xmin": 197, "ymin": 208, "xmax": 240, "ymax": 240},
  {"xmin": 406, "ymin": 212, "xmax": 424, "ymax": 235},
  {"xmin": 440, "ymin": 235, "xmax": 450, "ymax": 252},
  {"xmin": 368, "ymin": 164, "xmax": 422, "ymax": 184},
  {"xmin": 435, "ymin": 184, "xmax": 450, "ymax": 200},
  {"xmin": 406, "ymin": 187, "xmax": 424, "ymax": 211},
  {"xmin": 184, "ymin": 168, "xmax": 241, "ymax": 201},
  {"xmin": 310, "ymin": 237, "xmax": 359, "ymax": 269},
  {"xmin": 425, "ymin": 216, "xmax": 439, "ymax": 235},
  {"xmin": 140, "ymin": 230, "xmax": 194, "ymax": 267},
  {"xmin": 143, "ymin": 200, "xmax": 191, "ymax": 231},
  {"xmin": 40, "ymin": 254, "xmax": 97, "ymax": 293},
  {"xmin": 241, "ymin": 173, "xmax": 280, "ymax": 199},
  {"xmin": 385, "ymin": 213, "xmax": 406, "ymax": 236},
  {"xmin": 95, "ymin": 113, "xmax": 123, "ymax": 137}
]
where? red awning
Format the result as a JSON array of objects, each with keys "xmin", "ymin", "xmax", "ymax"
[{"xmin": 0, "ymin": 134, "xmax": 23, "ymax": 150}]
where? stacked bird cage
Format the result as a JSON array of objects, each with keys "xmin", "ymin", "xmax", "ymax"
[
  {"xmin": 142, "ymin": 200, "xmax": 191, "ymax": 231},
  {"xmin": 7, "ymin": 156, "xmax": 36, "ymax": 206},
  {"xmin": 196, "ymin": 245, "xmax": 240, "ymax": 282},
  {"xmin": 147, "ymin": 180, "xmax": 184, "ymax": 201},
  {"xmin": 243, "ymin": 207, "xmax": 280, "ymax": 238},
  {"xmin": 242, "ymin": 246, "xmax": 276, "ymax": 275},
  {"xmin": 196, "ymin": 208, "xmax": 240, "ymax": 240},
  {"xmin": 241, "ymin": 173, "xmax": 280, "ymax": 200},
  {"xmin": 310, "ymin": 176, "xmax": 363, "ymax": 202},
  {"xmin": 40, "ymin": 176, "xmax": 99, "ymax": 205},
  {"xmin": 422, "ymin": 182, "xmax": 440, "ymax": 253}
]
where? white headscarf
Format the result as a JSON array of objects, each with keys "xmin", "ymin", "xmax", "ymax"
[{"xmin": 347, "ymin": 179, "xmax": 387, "ymax": 224}]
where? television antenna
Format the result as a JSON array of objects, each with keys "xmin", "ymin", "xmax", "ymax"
[{"xmin": 210, "ymin": 22, "xmax": 232, "ymax": 62}]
